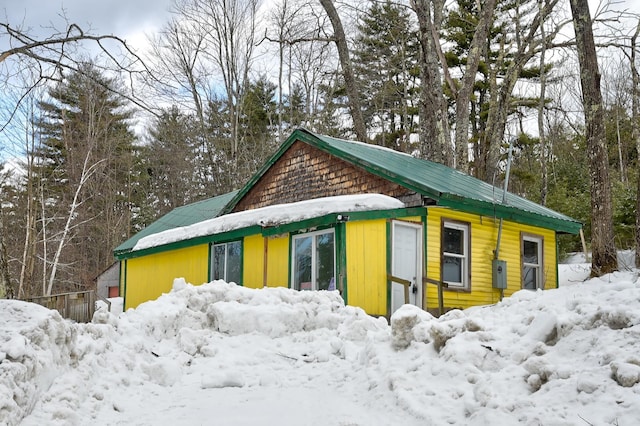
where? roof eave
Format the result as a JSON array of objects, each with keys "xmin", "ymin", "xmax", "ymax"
[{"xmin": 437, "ymin": 196, "xmax": 582, "ymax": 234}]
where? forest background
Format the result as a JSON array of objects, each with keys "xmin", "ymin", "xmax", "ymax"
[{"xmin": 0, "ymin": 0, "xmax": 638, "ymax": 299}]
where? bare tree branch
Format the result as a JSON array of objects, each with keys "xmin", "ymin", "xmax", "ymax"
[{"xmin": 1, "ymin": 20, "xmax": 161, "ymax": 135}]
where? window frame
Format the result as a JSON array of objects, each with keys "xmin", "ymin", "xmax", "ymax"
[
  {"xmin": 521, "ymin": 233, "xmax": 544, "ymax": 290},
  {"xmin": 210, "ymin": 240, "xmax": 243, "ymax": 284},
  {"xmin": 440, "ymin": 219, "xmax": 471, "ymax": 291},
  {"xmin": 291, "ymin": 228, "xmax": 336, "ymax": 291}
]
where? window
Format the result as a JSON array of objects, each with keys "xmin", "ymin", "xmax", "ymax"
[
  {"xmin": 292, "ymin": 229, "xmax": 335, "ymax": 291},
  {"xmin": 522, "ymin": 235, "xmax": 543, "ymax": 290},
  {"xmin": 211, "ymin": 241, "xmax": 242, "ymax": 284},
  {"xmin": 442, "ymin": 221, "xmax": 469, "ymax": 289}
]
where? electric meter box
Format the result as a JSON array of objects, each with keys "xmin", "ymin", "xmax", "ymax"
[{"xmin": 492, "ymin": 259, "xmax": 507, "ymax": 289}]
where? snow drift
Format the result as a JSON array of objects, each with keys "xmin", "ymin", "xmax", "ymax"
[{"xmin": 2, "ymin": 268, "xmax": 640, "ymax": 425}]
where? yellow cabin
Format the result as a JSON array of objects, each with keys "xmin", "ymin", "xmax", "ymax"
[{"xmin": 114, "ymin": 129, "xmax": 581, "ymax": 317}]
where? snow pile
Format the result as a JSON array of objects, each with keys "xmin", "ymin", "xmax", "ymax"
[
  {"xmin": 8, "ymin": 280, "xmax": 398, "ymax": 426},
  {"xmin": 3, "ymin": 267, "xmax": 640, "ymax": 425},
  {"xmin": 379, "ymin": 271, "xmax": 640, "ymax": 424},
  {"xmin": 133, "ymin": 193, "xmax": 404, "ymax": 251},
  {"xmin": 0, "ymin": 301, "xmax": 77, "ymax": 425}
]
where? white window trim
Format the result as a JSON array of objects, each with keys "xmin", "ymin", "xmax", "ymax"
[
  {"xmin": 442, "ymin": 221, "xmax": 470, "ymax": 289},
  {"xmin": 522, "ymin": 235, "xmax": 544, "ymax": 290},
  {"xmin": 291, "ymin": 228, "xmax": 336, "ymax": 291},
  {"xmin": 211, "ymin": 241, "xmax": 241, "ymax": 283}
]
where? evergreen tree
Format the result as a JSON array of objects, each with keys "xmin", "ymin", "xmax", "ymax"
[
  {"xmin": 237, "ymin": 76, "xmax": 279, "ymax": 181},
  {"xmin": 143, "ymin": 106, "xmax": 202, "ymax": 217},
  {"xmin": 282, "ymin": 83, "xmax": 307, "ymax": 133},
  {"xmin": 353, "ymin": 0, "xmax": 420, "ymax": 151},
  {"xmin": 444, "ymin": 0, "xmax": 556, "ymax": 181},
  {"xmin": 32, "ymin": 62, "xmax": 139, "ymax": 294}
]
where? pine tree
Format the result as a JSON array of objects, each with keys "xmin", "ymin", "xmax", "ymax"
[
  {"xmin": 238, "ymin": 76, "xmax": 279, "ymax": 179},
  {"xmin": 353, "ymin": 0, "xmax": 419, "ymax": 151},
  {"xmin": 33, "ymin": 62, "xmax": 138, "ymax": 294},
  {"xmin": 144, "ymin": 106, "xmax": 202, "ymax": 217},
  {"xmin": 444, "ymin": 0, "xmax": 557, "ymax": 182}
]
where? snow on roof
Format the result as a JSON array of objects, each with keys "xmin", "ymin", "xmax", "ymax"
[{"xmin": 133, "ymin": 193, "xmax": 404, "ymax": 252}]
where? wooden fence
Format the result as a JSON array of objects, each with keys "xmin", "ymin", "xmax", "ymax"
[{"xmin": 25, "ymin": 290, "xmax": 97, "ymax": 323}]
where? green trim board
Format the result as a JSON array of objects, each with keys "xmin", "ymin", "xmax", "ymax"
[
  {"xmin": 555, "ymin": 239, "xmax": 560, "ymax": 289},
  {"xmin": 421, "ymin": 213, "xmax": 429, "ymax": 308},
  {"xmin": 385, "ymin": 220, "xmax": 392, "ymax": 318},
  {"xmin": 261, "ymin": 207, "xmax": 425, "ymax": 237},
  {"xmin": 235, "ymin": 239, "xmax": 245, "ymax": 286},
  {"xmin": 207, "ymin": 243, "xmax": 212, "ymax": 283},
  {"xmin": 335, "ymin": 222, "xmax": 347, "ymax": 304},
  {"xmin": 120, "ymin": 207, "xmax": 424, "ymax": 260},
  {"xmin": 287, "ymin": 232, "xmax": 293, "ymax": 290},
  {"xmin": 122, "ymin": 260, "xmax": 127, "ymax": 310},
  {"xmin": 437, "ymin": 196, "xmax": 581, "ymax": 234},
  {"xmin": 116, "ymin": 225, "xmax": 263, "ymax": 260}
]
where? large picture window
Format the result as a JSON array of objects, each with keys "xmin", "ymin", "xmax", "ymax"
[
  {"xmin": 292, "ymin": 229, "xmax": 335, "ymax": 291},
  {"xmin": 211, "ymin": 241, "xmax": 242, "ymax": 284},
  {"xmin": 442, "ymin": 220, "xmax": 470, "ymax": 289},
  {"xmin": 522, "ymin": 234, "xmax": 543, "ymax": 290}
]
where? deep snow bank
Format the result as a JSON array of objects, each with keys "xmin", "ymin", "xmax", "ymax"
[
  {"xmin": 384, "ymin": 271, "xmax": 640, "ymax": 424},
  {"xmin": 15, "ymin": 279, "xmax": 393, "ymax": 425},
  {"xmin": 118, "ymin": 278, "xmax": 387, "ymax": 342},
  {"xmin": 5, "ymin": 269, "xmax": 640, "ymax": 426},
  {"xmin": 0, "ymin": 301, "xmax": 77, "ymax": 426}
]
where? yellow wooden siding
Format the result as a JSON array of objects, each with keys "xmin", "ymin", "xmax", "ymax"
[
  {"xmin": 345, "ymin": 219, "xmax": 388, "ymax": 316},
  {"xmin": 425, "ymin": 207, "xmax": 557, "ymax": 310},
  {"xmin": 242, "ymin": 234, "xmax": 289, "ymax": 289},
  {"xmin": 242, "ymin": 234, "xmax": 264, "ymax": 289},
  {"xmin": 125, "ymin": 244, "xmax": 209, "ymax": 309},
  {"xmin": 266, "ymin": 235, "xmax": 289, "ymax": 287}
]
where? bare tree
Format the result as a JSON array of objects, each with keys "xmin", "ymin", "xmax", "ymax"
[
  {"xmin": 538, "ymin": 0, "xmax": 549, "ymax": 206},
  {"xmin": 569, "ymin": 0, "xmax": 617, "ymax": 276},
  {"xmin": 147, "ymin": 18, "xmax": 208, "ymax": 124},
  {"xmin": 269, "ymin": 0, "xmax": 296, "ymax": 141},
  {"xmin": 632, "ymin": 19, "xmax": 640, "ymax": 268},
  {"xmin": 290, "ymin": 32, "xmax": 334, "ymax": 128},
  {"xmin": 318, "ymin": 0, "xmax": 367, "ymax": 142},
  {"xmin": 46, "ymin": 152, "xmax": 106, "ymax": 296},
  {"xmin": 175, "ymin": 0, "xmax": 261, "ymax": 159},
  {"xmin": 0, "ymin": 174, "xmax": 13, "ymax": 299},
  {"xmin": 0, "ymin": 21, "xmax": 154, "ymax": 132},
  {"xmin": 451, "ymin": 0, "xmax": 498, "ymax": 173},
  {"xmin": 411, "ymin": 0, "xmax": 453, "ymax": 164}
]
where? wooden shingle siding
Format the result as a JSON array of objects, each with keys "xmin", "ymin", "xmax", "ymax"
[{"xmin": 232, "ymin": 141, "xmax": 413, "ymax": 212}]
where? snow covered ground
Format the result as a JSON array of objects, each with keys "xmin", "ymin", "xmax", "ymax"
[{"xmin": 2, "ymin": 255, "xmax": 640, "ymax": 425}]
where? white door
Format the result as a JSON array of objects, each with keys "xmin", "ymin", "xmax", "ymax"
[{"xmin": 391, "ymin": 221, "xmax": 423, "ymax": 314}]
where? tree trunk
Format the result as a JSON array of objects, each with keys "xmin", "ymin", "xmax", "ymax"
[
  {"xmin": 538, "ymin": 0, "xmax": 548, "ymax": 206},
  {"xmin": 411, "ymin": 0, "xmax": 451, "ymax": 164},
  {"xmin": 453, "ymin": 0, "xmax": 497, "ymax": 173},
  {"xmin": 0, "ymin": 204, "xmax": 13, "ymax": 299},
  {"xmin": 569, "ymin": 0, "xmax": 617, "ymax": 276},
  {"xmin": 632, "ymin": 20, "xmax": 640, "ymax": 268},
  {"xmin": 318, "ymin": 0, "xmax": 367, "ymax": 142}
]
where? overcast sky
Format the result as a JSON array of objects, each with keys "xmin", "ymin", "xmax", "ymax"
[{"xmin": 2, "ymin": 0, "xmax": 175, "ymax": 51}]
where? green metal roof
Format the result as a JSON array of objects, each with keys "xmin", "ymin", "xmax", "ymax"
[
  {"xmin": 224, "ymin": 128, "xmax": 582, "ymax": 234},
  {"xmin": 115, "ymin": 129, "xmax": 581, "ymax": 260},
  {"xmin": 114, "ymin": 190, "xmax": 238, "ymax": 258}
]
